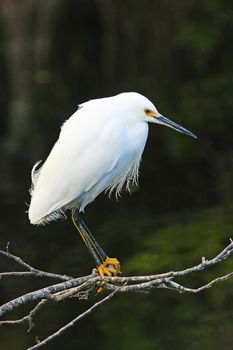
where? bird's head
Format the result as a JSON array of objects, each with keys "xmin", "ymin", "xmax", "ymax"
[{"xmin": 118, "ymin": 92, "xmax": 197, "ymax": 139}]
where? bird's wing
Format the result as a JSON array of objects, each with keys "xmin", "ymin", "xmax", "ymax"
[{"xmin": 29, "ymin": 108, "xmax": 124, "ymax": 224}]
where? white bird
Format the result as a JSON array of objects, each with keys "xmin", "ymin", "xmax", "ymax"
[{"xmin": 28, "ymin": 92, "xmax": 196, "ymax": 280}]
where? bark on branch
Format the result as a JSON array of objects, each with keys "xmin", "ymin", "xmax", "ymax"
[{"xmin": 0, "ymin": 240, "xmax": 233, "ymax": 349}]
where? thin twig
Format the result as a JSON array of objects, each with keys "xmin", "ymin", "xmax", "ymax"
[
  {"xmin": 0, "ymin": 272, "xmax": 99, "ymax": 317},
  {"xmin": 0, "ymin": 272, "xmax": 45, "ymax": 278},
  {"xmin": 0, "ymin": 300, "xmax": 48, "ymax": 331},
  {"xmin": 51, "ymin": 280, "xmax": 96, "ymax": 302},
  {"xmin": 0, "ymin": 249, "xmax": 72, "ymax": 280},
  {"xmin": 102, "ymin": 240, "xmax": 233, "ymax": 283},
  {"xmin": 1, "ymin": 242, "xmax": 233, "ymax": 318},
  {"xmin": 0, "ymin": 240, "xmax": 232, "ymax": 350},
  {"xmin": 26, "ymin": 285, "xmax": 124, "ymax": 350},
  {"xmin": 166, "ymin": 271, "xmax": 233, "ymax": 293}
]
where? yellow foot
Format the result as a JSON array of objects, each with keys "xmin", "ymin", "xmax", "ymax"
[
  {"xmin": 98, "ymin": 257, "xmax": 121, "ymax": 277},
  {"xmin": 97, "ymin": 257, "xmax": 121, "ymax": 293}
]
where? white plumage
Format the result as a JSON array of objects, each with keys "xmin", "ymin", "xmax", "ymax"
[{"xmin": 28, "ymin": 92, "xmax": 196, "ymax": 225}]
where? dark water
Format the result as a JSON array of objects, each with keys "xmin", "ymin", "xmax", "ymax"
[{"xmin": 0, "ymin": 162, "xmax": 233, "ymax": 350}]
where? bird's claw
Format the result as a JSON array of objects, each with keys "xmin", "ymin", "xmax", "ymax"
[
  {"xmin": 97, "ymin": 257, "xmax": 121, "ymax": 293},
  {"xmin": 98, "ymin": 257, "xmax": 121, "ymax": 277}
]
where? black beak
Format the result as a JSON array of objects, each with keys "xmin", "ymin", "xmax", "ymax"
[{"xmin": 156, "ymin": 115, "xmax": 197, "ymax": 139}]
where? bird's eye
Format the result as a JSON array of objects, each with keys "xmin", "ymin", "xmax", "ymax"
[{"xmin": 144, "ymin": 109, "xmax": 157, "ymax": 117}]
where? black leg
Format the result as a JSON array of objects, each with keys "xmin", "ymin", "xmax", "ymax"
[
  {"xmin": 71, "ymin": 208, "xmax": 107, "ymax": 266},
  {"xmin": 78, "ymin": 213, "xmax": 108, "ymax": 261},
  {"xmin": 71, "ymin": 208, "xmax": 121, "ymax": 282}
]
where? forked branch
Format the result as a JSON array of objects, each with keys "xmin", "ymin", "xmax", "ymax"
[{"xmin": 0, "ymin": 240, "xmax": 233, "ymax": 349}]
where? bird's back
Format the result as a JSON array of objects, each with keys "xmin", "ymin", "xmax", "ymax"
[{"xmin": 29, "ymin": 97, "xmax": 148, "ymax": 225}]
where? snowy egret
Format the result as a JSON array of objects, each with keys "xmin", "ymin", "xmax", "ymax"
[{"xmin": 28, "ymin": 92, "xmax": 196, "ymax": 279}]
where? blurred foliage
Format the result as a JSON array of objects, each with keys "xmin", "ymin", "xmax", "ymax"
[
  {"xmin": 98, "ymin": 205, "xmax": 233, "ymax": 350},
  {"xmin": 0, "ymin": 0, "xmax": 233, "ymax": 349}
]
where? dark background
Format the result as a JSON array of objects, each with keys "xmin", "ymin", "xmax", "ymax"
[{"xmin": 0, "ymin": 0, "xmax": 233, "ymax": 349}]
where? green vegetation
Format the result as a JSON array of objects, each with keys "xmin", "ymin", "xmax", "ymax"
[{"xmin": 0, "ymin": 0, "xmax": 232, "ymax": 349}]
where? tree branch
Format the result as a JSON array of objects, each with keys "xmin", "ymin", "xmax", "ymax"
[
  {"xmin": 0, "ymin": 240, "xmax": 233, "ymax": 349},
  {"xmin": 0, "ymin": 245, "xmax": 72, "ymax": 280},
  {"xmin": 0, "ymin": 272, "xmax": 98, "ymax": 317},
  {"xmin": 0, "ymin": 299, "xmax": 48, "ymax": 331},
  {"xmin": 26, "ymin": 285, "xmax": 124, "ymax": 350}
]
